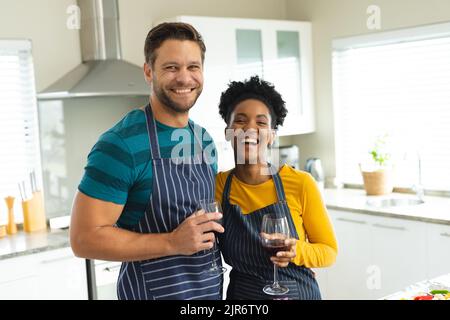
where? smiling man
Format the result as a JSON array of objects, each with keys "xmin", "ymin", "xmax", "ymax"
[{"xmin": 70, "ymin": 23, "xmax": 224, "ymax": 300}]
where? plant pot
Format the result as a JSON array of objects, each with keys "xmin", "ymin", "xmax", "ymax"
[{"xmin": 361, "ymin": 168, "xmax": 394, "ymax": 196}]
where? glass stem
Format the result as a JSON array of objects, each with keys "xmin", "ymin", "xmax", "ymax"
[
  {"xmin": 211, "ymin": 240, "xmax": 217, "ymax": 268},
  {"xmin": 273, "ymin": 264, "xmax": 280, "ymax": 288}
]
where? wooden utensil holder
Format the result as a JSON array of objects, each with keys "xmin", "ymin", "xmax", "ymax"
[
  {"xmin": 0, "ymin": 225, "xmax": 6, "ymax": 238},
  {"xmin": 22, "ymin": 191, "xmax": 47, "ymax": 232}
]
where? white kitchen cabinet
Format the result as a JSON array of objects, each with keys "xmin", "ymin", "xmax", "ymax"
[
  {"xmin": 0, "ymin": 254, "xmax": 39, "ymax": 299},
  {"xmin": 313, "ymin": 267, "xmax": 329, "ymax": 299},
  {"xmin": 368, "ymin": 215, "xmax": 428, "ymax": 299},
  {"xmin": 426, "ymin": 223, "xmax": 450, "ymax": 279},
  {"xmin": 325, "ymin": 209, "xmax": 373, "ymax": 299},
  {"xmin": 94, "ymin": 259, "xmax": 121, "ymax": 300},
  {"xmin": 36, "ymin": 247, "xmax": 88, "ymax": 300},
  {"xmin": 159, "ymin": 16, "xmax": 315, "ymax": 170},
  {"xmin": 320, "ymin": 209, "xmax": 434, "ymax": 300},
  {"xmin": 169, "ymin": 16, "xmax": 314, "ymax": 137},
  {"xmin": 0, "ymin": 247, "xmax": 88, "ymax": 300}
]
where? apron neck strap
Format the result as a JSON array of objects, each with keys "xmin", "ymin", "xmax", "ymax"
[
  {"xmin": 145, "ymin": 103, "xmax": 206, "ymax": 162},
  {"xmin": 271, "ymin": 165, "xmax": 287, "ymax": 202},
  {"xmin": 144, "ymin": 103, "xmax": 161, "ymax": 159},
  {"xmin": 188, "ymin": 120, "xmax": 207, "ymax": 163}
]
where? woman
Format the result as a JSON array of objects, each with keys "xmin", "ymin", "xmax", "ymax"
[{"xmin": 216, "ymin": 76, "xmax": 338, "ymax": 300}]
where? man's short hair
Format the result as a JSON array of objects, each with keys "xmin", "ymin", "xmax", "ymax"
[{"xmin": 144, "ymin": 22, "xmax": 206, "ymax": 67}]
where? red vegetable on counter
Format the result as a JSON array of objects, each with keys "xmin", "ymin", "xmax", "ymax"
[{"xmin": 414, "ymin": 295, "xmax": 433, "ymax": 300}]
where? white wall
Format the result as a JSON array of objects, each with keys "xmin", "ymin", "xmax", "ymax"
[
  {"xmin": 0, "ymin": 0, "xmax": 287, "ymax": 92},
  {"xmin": 0, "ymin": 0, "xmax": 81, "ymax": 92},
  {"xmin": 284, "ymin": 0, "xmax": 450, "ymax": 182}
]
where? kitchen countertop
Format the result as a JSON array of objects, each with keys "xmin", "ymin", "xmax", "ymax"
[
  {"xmin": 382, "ymin": 273, "xmax": 450, "ymax": 300},
  {"xmin": 323, "ymin": 188, "xmax": 450, "ymax": 225},
  {"xmin": 0, "ymin": 228, "xmax": 70, "ymax": 260}
]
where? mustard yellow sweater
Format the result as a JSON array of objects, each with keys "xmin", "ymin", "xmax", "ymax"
[{"xmin": 215, "ymin": 165, "xmax": 338, "ymax": 268}]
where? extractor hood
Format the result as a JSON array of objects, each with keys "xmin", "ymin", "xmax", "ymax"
[{"xmin": 37, "ymin": 0, "xmax": 148, "ymax": 100}]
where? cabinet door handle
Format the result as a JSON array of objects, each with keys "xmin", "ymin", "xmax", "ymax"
[
  {"xmin": 104, "ymin": 265, "xmax": 121, "ymax": 272},
  {"xmin": 336, "ymin": 217, "xmax": 366, "ymax": 224},
  {"xmin": 440, "ymin": 232, "xmax": 450, "ymax": 238},
  {"xmin": 40, "ymin": 255, "xmax": 74, "ymax": 264},
  {"xmin": 373, "ymin": 223, "xmax": 406, "ymax": 231}
]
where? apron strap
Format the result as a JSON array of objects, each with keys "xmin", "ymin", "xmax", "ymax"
[
  {"xmin": 188, "ymin": 120, "xmax": 207, "ymax": 163},
  {"xmin": 144, "ymin": 103, "xmax": 161, "ymax": 160},
  {"xmin": 221, "ymin": 168, "xmax": 235, "ymax": 208},
  {"xmin": 145, "ymin": 104, "xmax": 205, "ymax": 162},
  {"xmin": 271, "ymin": 167, "xmax": 287, "ymax": 202}
]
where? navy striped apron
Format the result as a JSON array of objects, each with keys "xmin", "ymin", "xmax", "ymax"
[
  {"xmin": 218, "ymin": 166, "xmax": 321, "ymax": 300},
  {"xmin": 116, "ymin": 104, "xmax": 223, "ymax": 300}
]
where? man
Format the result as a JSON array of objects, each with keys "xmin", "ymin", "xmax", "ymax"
[{"xmin": 70, "ymin": 22, "xmax": 224, "ymax": 300}]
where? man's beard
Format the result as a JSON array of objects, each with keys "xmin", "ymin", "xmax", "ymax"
[{"xmin": 153, "ymin": 79, "xmax": 202, "ymax": 114}]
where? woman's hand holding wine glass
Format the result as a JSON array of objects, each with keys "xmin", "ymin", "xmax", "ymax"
[
  {"xmin": 267, "ymin": 237, "xmax": 297, "ymax": 268},
  {"xmin": 260, "ymin": 213, "xmax": 297, "ymax": 295}
]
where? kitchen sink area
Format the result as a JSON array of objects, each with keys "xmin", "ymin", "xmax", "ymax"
[
  {"xmin": 319, "ymin": 187, "xmax": 450, "ymax": 300},
  {"xmin": 323, "ymin": 188, "xmax": 450, "ymax": 225},
  {"xmin": 366, "ymin": 198, "xmax": 425, "ymax": 208}
]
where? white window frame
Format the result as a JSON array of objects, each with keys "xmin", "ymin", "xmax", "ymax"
[{"xmin": 0, "ymin": 39, "xmax": 42, "ymax": 223}]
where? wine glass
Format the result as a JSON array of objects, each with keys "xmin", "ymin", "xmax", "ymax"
[
  {"xmin": 260, "ymin": 213, "xmax": 290, "ymax": 295},
  {"xmin": 198, "ymin": 199, "xmax": 227, "ymax": 276}
]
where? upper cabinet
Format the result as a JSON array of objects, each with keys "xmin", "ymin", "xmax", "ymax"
[
  {"xmin": 157, "ymin": 16, "xmax": 315, "ymax": 171},
  {"xmin": 163, "ymin": 16, "xmax": 315, "ymax": 139}
]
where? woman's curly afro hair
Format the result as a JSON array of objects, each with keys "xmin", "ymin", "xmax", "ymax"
[{"xmin": 218, "ymin": 75, "xmax": 287, "ymax": 129}]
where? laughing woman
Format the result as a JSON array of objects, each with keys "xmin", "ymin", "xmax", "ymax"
[{"xmin": 216, "ymin": 76, "xmax": 338, "ymax": 300}]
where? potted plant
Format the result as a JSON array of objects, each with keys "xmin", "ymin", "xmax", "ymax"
[{"xmin": 360, "ymin": 135, "xmax": 394, "ymax": 195}]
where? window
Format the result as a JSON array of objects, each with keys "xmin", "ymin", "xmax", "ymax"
[
  {"xmin": 333, "ymin": 22, "xmax": 450, "ymax": 191},
  {"xmin": 0, "ymin": 40, "xmax": 41, "ymax": 223}
]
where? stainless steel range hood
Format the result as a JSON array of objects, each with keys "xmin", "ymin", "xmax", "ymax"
[{"xmin": 37, "ymin": 0, "xmax": 148, "ymax": 100}]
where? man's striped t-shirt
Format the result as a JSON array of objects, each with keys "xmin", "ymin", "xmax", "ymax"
[{"xmin": 78, "ymin": 108, "xmax": 217, "ymax": 228}]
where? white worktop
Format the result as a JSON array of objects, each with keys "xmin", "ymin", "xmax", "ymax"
[{"xmin": 323, "ymin": 188, "xmax": 450, "ymax": 225}]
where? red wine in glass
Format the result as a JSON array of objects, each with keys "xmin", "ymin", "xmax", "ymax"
[{"xmin": 262, "ymin": 238, "xmax": 290, "ymax": 256}]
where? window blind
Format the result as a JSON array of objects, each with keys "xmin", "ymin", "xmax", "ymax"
[
  {"xmin": 0, "ymin": 40, "xmax": 41, "ymax": 223},
  {"xmin": 332, "ymin": 25, "xmax": 450, "ymax": 191}
]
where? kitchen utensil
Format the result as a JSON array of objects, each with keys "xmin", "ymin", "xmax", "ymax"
[
  {"xmin": 305, "ymin": 158, "xmax": 324, "ymax": 181},
  {"xmin": 278, "ymin": 145, "xmax": 300, "ymax": 169},
  {"xmin": 18, "ymin": 180, "xmax": 32, "ymax": 201},
  {"xmin": 21, "ymin": 171, "xmax": 47, "ymax": 233},
  {"xmin": 18, "ymin": 183, "xmax": 24, "ymax": 202},
  {"xmin": 30, "ymin": 171, "xmax": 37, "ymax": 192},
  {"xmin": 5, "ymin": 196, "xmax": 17, "ymax": 235},
  {"xmin": 305, "ymin": 158, "xmax": 325, "ymax": 190}
]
